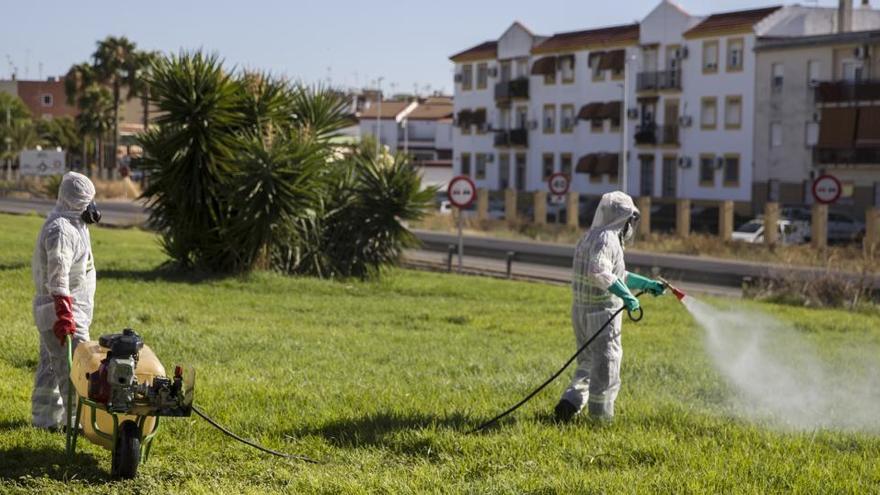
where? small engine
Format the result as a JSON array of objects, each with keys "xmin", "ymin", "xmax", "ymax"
[{"xmin": 87, "ymin": 328, "xmax": 192, "ymax": 416}]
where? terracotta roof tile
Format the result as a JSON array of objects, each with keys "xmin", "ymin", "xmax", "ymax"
[
  {"xmin": 408, "ymin": 102, "xmax": 453, "ymax": 120},
  {"xmin": 358, "ymin": 100, "xmax": 412, "ymax": 120},
  {"xmin": 449, "ymin": 41, "xmax": 498, "ymax": 62},
  {"xmin": 532, "ymin": 23, "xmax": 639, "ymax": 54},
  {"xmin": 684, "ymin": 5, "xmax": 782, "ymax": 38}
]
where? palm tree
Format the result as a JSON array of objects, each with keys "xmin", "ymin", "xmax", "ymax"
[
  {"xmin": 74, "ymin": 86, "xmax": 114, "ymax": 175},
  {"xmin": 36, "ymin": 117, "xmax": 81, "ymax": 168},
  {"xmin": 92, "ymin": 36, "xmax": 139, "ymax": 176},
  {"xmin": 0, "ymin": 93, "xmax": 34, "ymax": 179},
  {"xmin": 64, "ymin": 63, "xmax": 97, "ymax": 174},
  {"xmin": 131, "ymin": 50, "xmax": 160, "ymax": 131}
]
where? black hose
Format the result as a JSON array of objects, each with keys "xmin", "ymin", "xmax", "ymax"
[
  {"xmin": 471, "ymin": 293, "xmax": 644, "ymax": 433},
  {"xmin": 192, "ymin": 405, "xmax": 321, "ymax": 464}
]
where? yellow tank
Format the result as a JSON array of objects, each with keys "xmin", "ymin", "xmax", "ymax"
[{"xmin": 70, "ymin": 340, "xmax": 165, "ymax": 450}]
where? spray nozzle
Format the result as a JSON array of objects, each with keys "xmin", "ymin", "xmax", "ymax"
[{"xmin": 658, "ymin": 277, "xmax": 687, "ymax": 302}]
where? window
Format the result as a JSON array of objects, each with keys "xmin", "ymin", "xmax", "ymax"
[
  {"xmin": 560, "ymin": 55, "xmax": 575, "ymax": 83},
  {"xmin": 591, "ymin": 119, "xmax": 603, "ymax": 133},
  {"xmin": 499, "ymin": 153, "xmax": 511, "ymax": 189},
  {"xmin": 699, "ymin": 155, "xmax": 715, "ymax": 186},
  {"xmin": 461, "ymin": 64, "xmax": 473, "ymax": 90},
  {"xmin": 770, "ymin": 122, "xmax": 782, "ymax": 147},
  {"xmin": 590, "ymin": 53, "xmax": 604, "ymax": 81},
  {"xmin": 807, "ymin": 60, "xmax": 821, "ymax": 86},
  {"xmin": 700, "ymin": 97, "xmax": 717, "ymax": 130},
  {"xmin": 842, "ymin": 61, "xmax": 864, "ymax": 82},
  {"xmin": 702, "ymin": 41, "xmax": 719, "ymax": 74},
  {"xmin": 515, "ymin": 59, "xmax": 529, "ymax": 78},
  {"xmin": 543, "ymin": 105, "xmax": 556, "ymax": 134},
  {"xmin": 805, "ymin": 122, "xmax": 819, "ymax": 147},
  {"xmin": 460, "ymin": 109, "xmax": 471, "ymax": 135},
  {"xmin": 515, "ymin": 153, "xmax": 526, "ymax": 191},
  {"xmin": 41, "ymin": 94, "xmax": 53, "ymax": 107},
  {"xmin": 476, "ymin": 63, "xmax": 488, "ymax": 90},
  {"xmin": 560, "ymin": 153, "xmax": 573, "ymax": 177},
  {"xmin": 639, "ymin": 155, "xmax": 655, "ymax": 197},
  {"xmin": 560, "ymin": 104, "xmax": 575, "ymax": 133},
  {"xmin": 609, "ymin": 116, "xmax": 621, "ymax": 133},
  {"xmin": 724, "ymin": 96, "xmax": 742, "ymax": 130},
  {"xmin": 515, "ymin": 105, "xmax": 528, "ymax": 129},
  {"xmin": 475, "ymin": 107, "xmax": 487, "ymax": 134},
  {"xmin": 723, "ymin": 155, "xmax": 739, "ymax": 186},
  {"xmin": 771, "ymin": 63, "xmax": 784, "ymax": 91},
  {"xmin": 544, "ymin": 68, "xmax": 557, "ymax": 85},
  {"xmin": 461, "ymin": 153, "xmax": 471, "ymax": 176},
  {"xmin": 726, "ymin": 38, "xmax": 744, "ymax": 72},
  {"xmin": 475, "ymin": 153, "xmax": 488, "ymax": 180},
  {"xmin": 542, "ymin": 153, "xmax": 555, "ymax": 180}
]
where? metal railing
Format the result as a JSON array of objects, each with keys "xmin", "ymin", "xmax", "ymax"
[
  {"xmin": 494, "ymin": 78, "xmax": 529, "ymax": 102},
  {"xmin": 634, "ymin": 123, "xmax": 679, "ymax": 146},
  {"xmin": 493, "ymin": 128, "xmax": 528, "ymax": 147},
  {"xmin": 815, "ymin": 147, "xmax": 880, "ymax": 164},
  {"xmin": 636, "ymin": 69, "xmax": 682, "ymax": 92},
  {"xmin": 814, "ymin": 80, "xmax": 880, "ymax": 103}
]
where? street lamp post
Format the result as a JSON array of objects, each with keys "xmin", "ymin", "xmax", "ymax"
[
  {"xmin": 375, "ymin": 77, "xmax": 384, "ymax": 157},
  {"xmin": 620, "ymin": 53, "xmax": 636, "ymax": 194}
]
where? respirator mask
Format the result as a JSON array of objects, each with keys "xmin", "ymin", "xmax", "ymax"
[
  {"xmin": 620, "ymin": 211, "xmax": 640, "ymax": 243},
  {"xmin": 81, "ymin": 200, "xmax": 102, "ymax": 224}
]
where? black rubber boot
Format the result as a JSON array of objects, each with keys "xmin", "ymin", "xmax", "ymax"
[{"xmin": 554, "ymin": 400, "xmax": 578, "ymax": 423}]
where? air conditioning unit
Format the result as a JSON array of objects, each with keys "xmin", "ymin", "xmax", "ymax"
[
  {"xmin": 677, "ymin": 156, "xmax": 692, "ymax": 169},
  {"xmin": 486, "ymin": 153, "xmax": 495, "ymax": 163},
  {"xmin": 808, "ymin": 79, "xmax": 820, "ymax": 88},
  {"xmin": 714, "ymin": 156, "xmax": 725, "ymax": 170},
  {"xmin": 454, "ymin": 73, "xmax": 463, "ymax": 83},
  {"xmin": 528, "ymin": 119, "xmax": 539, "ymax": 130},
  {"xmin": 678, "ymin": 115, "xmax": 693, "ymax": 128},
  {"xmin": 627, "ymin": 108, "xmax": 639, "ymax": 120},
  {"xmin": 854, "ymin": 45, "xmax": 870, "ymax": 59},
  {"xmin": 675, "ymin": 46, "xmax": 689, "ymax": 60},
  {"xmin": 488, "ymin": 67, "xmax": 498, "ymax": 77}
]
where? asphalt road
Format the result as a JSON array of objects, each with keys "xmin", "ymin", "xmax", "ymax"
[{"xmin": 0, "ymin": 197, "xmax": 148, "ymax": 226}]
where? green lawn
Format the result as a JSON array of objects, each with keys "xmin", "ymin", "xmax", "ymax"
[{"xmin": 0, "ymin": 212, "xmax": 878, "ymax": 493}]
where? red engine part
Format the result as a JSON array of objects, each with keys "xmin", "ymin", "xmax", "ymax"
[{"xmin": 87, "ymin": 358, "xmax": 111, "ymax": 404}]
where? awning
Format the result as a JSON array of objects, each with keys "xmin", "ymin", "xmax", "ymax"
[
  {"xmin": 576, "ymin": 154, "xmax": 599, "ymax": 174},
  {"xmin": 595, "ymin": 153, "xmax": 620, "ymax": 175},
  {"xmin": 531, "ymin": 56, "xmax": 558, "ymax": 75},
  {"xmin": 588, "ymin": 51, "xmax": 606, "ymax": 67},
  {"xmin": 637, "ymin": 95, "xmax": 659, "ymax": 104},
  {"xmin": 577, "ymin": 102, "xmax": 605, "ymax": 120},
  {"xmin": 471, "ymin": 108, "xmax": 487, "ymax": 125},
  {"xmin": 599, "ymin": 49, "xmax": 625, "ymax": 71},
  {"xmin": 818, "ymin": 107, "xmax": 857, "ymax": 149},
  {"xmin": 856, "ymin": 106, "xmax": 880, "ymax": 147},
  {"xmin": 599, "ymin": 101, "xmax": 623, "ymax": 120}
]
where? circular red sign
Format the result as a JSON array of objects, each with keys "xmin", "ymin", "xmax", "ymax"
[
  {"xmin": 548, "ymin": 172, "xmax": 570, "ymax": 195},
  {"xmin": 447, "ymin": 175, "xmax": 477, "ymax": 208},
  {"xmin": 812, "ymin": 174, "xmax": 841, "ymax": 204}
]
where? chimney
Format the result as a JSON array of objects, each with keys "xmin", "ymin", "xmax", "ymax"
[{"xmin": 839, "ymin": 0, "xmax": 853, "ymax": 33}]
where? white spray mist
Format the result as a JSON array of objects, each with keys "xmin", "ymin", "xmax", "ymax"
[{"xmin": 681, "ymin": 295, "xmax": 880, "ymax": 432}]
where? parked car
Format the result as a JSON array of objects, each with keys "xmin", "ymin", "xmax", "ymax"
[
  {"xmin": 732, "ymin": 218, "xmax": 809, "ymax": 244},
  {"xmin": 828, "ymin": 211, "xmax": 865, "ymax": 243}
]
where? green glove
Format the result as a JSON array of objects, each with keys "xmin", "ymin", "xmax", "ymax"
[
  {"xmin": 626, "ymin": 271, "xmax": 666, "ymax": 297},
  {"xmin": 608, "ymin": 278, "xmax": 640, "ymax": 312}
]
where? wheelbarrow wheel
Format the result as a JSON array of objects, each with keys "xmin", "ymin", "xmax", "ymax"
[{"xmin": 111, "ymin": 420, "xmax": 141, "ymax": 479}]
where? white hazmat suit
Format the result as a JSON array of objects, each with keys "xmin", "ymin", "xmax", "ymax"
[
  {"xmin": 31, "ymin": 172, "xmax": 97, "ymax": 429},
  {"xmin": 557, "ymin": 191, "xmax": 642, "ymax": 420}
]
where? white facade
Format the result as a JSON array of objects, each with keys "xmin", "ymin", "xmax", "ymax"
[{"xmin": 449, "ymin": 0, "xmax": 880, "ymax": 206}]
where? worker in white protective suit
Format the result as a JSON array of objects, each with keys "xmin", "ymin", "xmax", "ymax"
[
  {"xmin": 554, "ymin": 191, "xmax": 664, "ymax": 422},
  {"xmin": 31, "ymin": 171, "xmax": 101, "ymax": 430}
]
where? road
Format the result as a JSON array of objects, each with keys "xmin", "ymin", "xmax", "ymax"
[{"xmin": 3, "ymin": 197, "xmax": 872, "ymax": 293}]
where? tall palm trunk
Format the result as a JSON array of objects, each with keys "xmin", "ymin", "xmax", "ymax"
[
  {"xmin": 112, "ymin": 79, "xmax": 120, "ymax": 179},
  {"xmin": 142, "ymin": 83, "xmax": 150, "ymax": 130}
]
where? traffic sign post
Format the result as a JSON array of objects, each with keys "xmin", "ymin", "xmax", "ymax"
[
  {"xmin": 548, "ymin": 173, "xmax": 570, "ymax": 222},
  {"xmin": 447, "ymin": 176, "xmax": 476, "ymax": 273},
  {"xmin": 812, "ymin": 174, "xmax": 842, "ymax": 205}
]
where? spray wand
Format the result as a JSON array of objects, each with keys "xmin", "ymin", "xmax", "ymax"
[{"xmin": 658, "ymin": 277, "xmax": 687, "ymax": 302}]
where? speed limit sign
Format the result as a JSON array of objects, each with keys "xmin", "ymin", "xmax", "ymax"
[
  {"xmin": 448, "ymin": 175, "xmax": 476, "ymax": 208},
  {"xmin": 548, "ymin": 172, "xmax": 570, "ymax": 196}
]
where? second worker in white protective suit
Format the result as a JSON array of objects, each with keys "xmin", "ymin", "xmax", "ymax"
[
  {"xmin": 554, "ymin": 191, "xmax": 664, "ymax": 422},
  {"xmin": 31, "ymin": 171, "xmax": 101, "ymax": 430}
]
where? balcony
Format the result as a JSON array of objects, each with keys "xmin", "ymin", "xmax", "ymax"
[
  {"xmin": 494, "ymin": 128, "xmax": 528, "ymax": 147},
  {"xmin": 815, "ymin": 80, "xmax": 880, "ymax": 103},
  {"xmin": 636, "ymin": 70, "xmax": 682, "ymax": 92},
  {"xmin": 815, "ymin": 147, "xmax": 880, "ymax": 165},
  {"xmin": 634, "ymin": 123, "xmax": 679, "ymax": 146},
  {"xmin": 494, "ymin": 78, "xmax": 529, "ymax": 104}
]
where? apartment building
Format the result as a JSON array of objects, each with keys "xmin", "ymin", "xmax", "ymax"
[
  {"xmin": 0, "ymin": 77, "xmax": 78, "ymax": 120},
  {"xmin": 449, "ymin": 0, "xmax": 880, "ymax": 207},
  {"xmin": 755, "ymin": 27, "xmax": 880, "ymax": 212}
]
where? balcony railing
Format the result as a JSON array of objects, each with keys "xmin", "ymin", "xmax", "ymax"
[
  {"xmin": 636, "ymin": 69, "xmax": 682, "ymax": 92},
  {"xmin": 493, "ymin": 128, "xmax": 528, "ymax": 147},
  {"xmin": 494, "ymin": 78, "xmax": 529, "ymax": 103},
  {"xmin": 815, "ymin": 80, "xmax": 880, "ymax": 103},
  {"xmin": 634, "ymin": 123, "xmax": 679, "ymax": 146},
  {"xmin": 816, "ymin": 147, "xmax": 880, "ymax": 165}
]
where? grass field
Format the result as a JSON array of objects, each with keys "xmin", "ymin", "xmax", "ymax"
[{"xmin": 1, "ymin": 213, "xmax": 879, "ymax": 493}]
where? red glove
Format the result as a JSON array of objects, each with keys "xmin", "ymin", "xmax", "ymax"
[{"xmin": 52, "ymin": 295, "xmax": 76, "ymax": 346}]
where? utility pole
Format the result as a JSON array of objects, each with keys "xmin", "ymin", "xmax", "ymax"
[
  {"xmin": 4, "ymin": 107, "xmax": 10, "ymax": 181},
  {"xmin": 376, "ymin": 77, "xmax": 383, "ymax": 157},
  {"xmin": 620, "ymin": 53, "xmax": 635, "ymax": 194}
]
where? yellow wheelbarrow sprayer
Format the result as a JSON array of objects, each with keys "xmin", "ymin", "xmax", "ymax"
[{"xmin": 65, "ymin": 328, "xmax": 194, "ymax": 479}]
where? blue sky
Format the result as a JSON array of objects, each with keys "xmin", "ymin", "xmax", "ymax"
[{"xmin": 3, "ymin": 0, "xmax": 841, "ymax": 95}]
